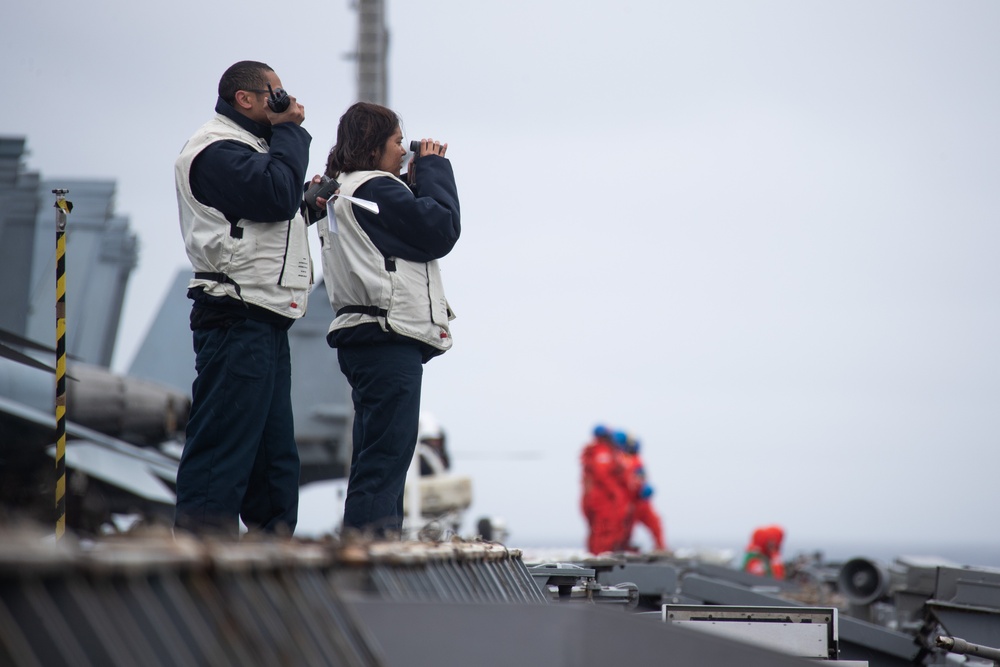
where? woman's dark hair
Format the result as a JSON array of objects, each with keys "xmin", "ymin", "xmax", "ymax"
[
  {"xmin": 218, "ymin": 61, "xmax": 273, "ymax": 104},
  {"xmin": 326, "ymin": 102, "xmax": 400, "ymax": 178}
]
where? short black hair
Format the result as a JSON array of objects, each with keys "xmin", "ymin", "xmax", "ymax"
[{"xmin": 218, "ymin": 61, "xmax": 274, "ymax": 104}]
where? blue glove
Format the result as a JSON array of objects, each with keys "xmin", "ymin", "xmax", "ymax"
[{"xmin": 640, "ymin": 483, "xmax": 654, "ymax": 499}]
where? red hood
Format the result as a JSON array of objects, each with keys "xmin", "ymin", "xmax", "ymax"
[{"xmin": 750, "ymin": 525, "xmax": 784, "ymax": 556}]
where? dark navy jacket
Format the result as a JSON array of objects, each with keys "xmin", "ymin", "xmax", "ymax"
[
  {"xmin": 187, "ymin": 98, "xmax": 312, "ymax": 328},
  {"xmin": 190, "ymin": 97, "xmax": 311, "ymax": 222}
]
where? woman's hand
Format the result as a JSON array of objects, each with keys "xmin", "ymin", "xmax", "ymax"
[
  {"xmin": 308, "ymin": 174, "xmax": 339, "ymax": 208},
  {"xmin": 416, "ymin": 138, "xmax": 448, "ymax": 158},
  {"xmin": 407, "ymin": 139, "xmax": 448, "ymax": 184}
]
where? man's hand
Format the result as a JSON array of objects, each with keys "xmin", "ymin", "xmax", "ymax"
[{"xmin": 267, "ymin": 96, "xmax": 305, "ymax": 126}]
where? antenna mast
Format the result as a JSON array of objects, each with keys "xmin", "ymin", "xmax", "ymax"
[{"xmin": 355, "ymin": 0, "xmax": 388, "ymax": 105}]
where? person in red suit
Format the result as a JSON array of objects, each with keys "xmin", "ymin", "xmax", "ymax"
[
  {"xmin": 580, "ymin": 425, "xmax": 630, "ymax": 554},
  {"xmin": 618, "ymin": 433, "xmax": 667, "ymax": 552},
  {"xmin": 741, "ymin": 524, "xmax": 786, "ymax": 579}
]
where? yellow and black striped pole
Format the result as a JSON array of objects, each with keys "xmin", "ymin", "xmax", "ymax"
[{"xmin": 53, "ymin": 188, "xmax": 72, "ymax": 540}]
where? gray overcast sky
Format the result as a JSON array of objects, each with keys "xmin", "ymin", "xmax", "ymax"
[{"xmin": 4, "ymin": 1, "xmax": 999, "ymax": 557}]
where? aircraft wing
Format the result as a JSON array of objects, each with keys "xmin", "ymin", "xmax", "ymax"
[
  {"xmin": 0, "ymin": 342, "xmax": 59, "ymax": 374},
  {"xmin": 0, "ymin": 328, "xmax": 61, "ymax": 355},
  {"xmin": 0, "ymin": 393, "xmax": 178, "ymax": 505},
  {"xmin": 46, "ymin": 441, "xmax": 176, "ymax": 505},
  {"xmin": 0, "ymin": 328, "xmax": 80, "ymax": 377}
]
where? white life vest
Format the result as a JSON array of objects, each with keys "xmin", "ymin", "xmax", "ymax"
[
  {"xmin": 318, "ymin": 170, "xmax": 454, "ymax": 352},
  {"xmin": 175, "ymin": 114, "xmax": 311, "ymax": 318}
]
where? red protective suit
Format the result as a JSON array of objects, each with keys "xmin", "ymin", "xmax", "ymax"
[
  {"xmin": 741, "ymin": 525, "xmax": 786, "ymax": 579},
  {"xmin": 580, "ymin": 436, "xmax": 630, "ymax": 554},
  {"xmin": 620, "ymin": 451, "xmax": 666, "ymax": 551},
  {"xmin": 632, "ymin": 499, "xmax": 666, "ymax": 551}
]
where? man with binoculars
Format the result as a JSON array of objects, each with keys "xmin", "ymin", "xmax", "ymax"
[{"xmin": 173, "ymin": 60, "xmax": 316, "ymax": 539}]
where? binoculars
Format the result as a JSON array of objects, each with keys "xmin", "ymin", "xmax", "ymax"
[
  {"xmin": 304, "ymin": 177, "xmax": 341, "ymax": 211},
  {"xmin": 266, "ymin": 84, "xmax": 290, "ymax": 113}
]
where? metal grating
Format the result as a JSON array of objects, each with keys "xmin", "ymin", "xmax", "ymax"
[
  {"xmin": 364, "ymin": 542, "xmax": 548, "ymax": 604},
  {"xmin": 0, "ymin": 529, "xmax": 385, "ymax": 667}
]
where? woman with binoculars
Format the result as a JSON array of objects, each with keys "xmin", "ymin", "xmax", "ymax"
[{"xmin": 317, "ymin": 101, "xmax": 461, "ymax": 537}]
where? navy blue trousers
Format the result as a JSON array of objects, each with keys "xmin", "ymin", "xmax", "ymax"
[
  {"xmin": 175, "ymin": 319, "xmax": 300, "ymax": 538},
  {"xmin": 338, "ymin": 343, "xmax": 423, "ymax": 536}
]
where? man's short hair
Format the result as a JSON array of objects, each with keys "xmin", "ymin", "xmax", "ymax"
[{"xmin": 218, "ymin": 61, "xmax": 274, "ymax": 104}]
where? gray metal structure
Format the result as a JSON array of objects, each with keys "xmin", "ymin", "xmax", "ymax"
[
  {"xmin": 573, "ymin": 552, "xmax": 1000, "ymax": 666},
  {"xmin": 936, "ymin": 636, "xmax": 1000, "ymax": 664},
  {"xmin": 1, "ymin": 137, "xmax": 137, "ymax": 369},
  {"xmin": 354, "ymin": 0, "xmax": 389, "ymax": 106},
  {"xmin": 924, "ymin": 564, "xmax": 1000, "ymax": 650},
  {"xmin": 664, "ymin": 604, "xmax": 841, "ymax": 661},
  {"xmin": 0, "ymin": 138, "xmax": 42, "ymax": 337}
]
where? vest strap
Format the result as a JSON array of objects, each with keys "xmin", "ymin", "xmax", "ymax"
[
  {"xmin": 194, "ymin": 272, "xmax": 248, "ymax": 308},
  {"xmin": 337, "ymin": 305, "xmax": 388, "ymax": 318}
]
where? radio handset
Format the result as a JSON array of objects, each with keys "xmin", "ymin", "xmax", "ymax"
[{"xmin": 266, "ymin": 84, "xmax": 290, "ymax": 113}]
